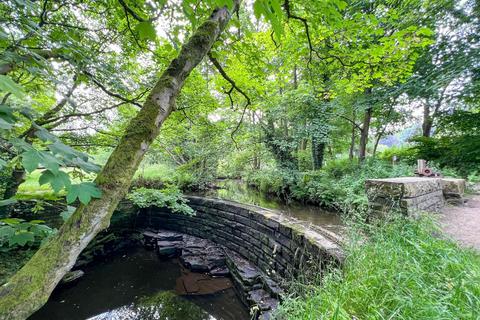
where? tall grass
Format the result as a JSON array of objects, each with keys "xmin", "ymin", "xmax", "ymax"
[{"xmin": 275, "ymin": 216, "xmax": 480, "ymax": 319}]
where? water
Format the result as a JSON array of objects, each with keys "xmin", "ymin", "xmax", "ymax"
[
  {"xmin": 30, "ymin": 248, "xmax": 249, "ymax": 320},
  {"xmin": 192, "ymin": 179, "xmax": 343, "ymax": 233}
]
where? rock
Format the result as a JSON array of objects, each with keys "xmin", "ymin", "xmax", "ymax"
[
  {"xmin": 249, "ymin": 289, "xmax": 279, "ymax": 311},
  {"xmin": 61, "ymin": 270, "xmax": 84, "ymax": 284},
  {"xmin": 441, "ymin": 178, "xmax": 466, "ymax": 203},
  {"xmin": 180, "ymin": 256, "xmax": 210, "ymax": 272},
  {"xmin": 157, "ymin": 240, "xmax": 182, "ymax": 247},
  {"xmin": 225, "ymin": 250, "xmax": 260, "ymax": 286},
  {"xmin": 209, "ymin": 266, "xmax": 230, "ymax": 277},
  {"xmin": 258, "ymin": 311, "xmax": 273, "ymax": 320},
  {"xmin": 158, "ymin": 246, "xmax": 179, "ymax": 257},
  {"xmin": 156, "ymin": 230, "xmax": 184, "ymax": 241}
]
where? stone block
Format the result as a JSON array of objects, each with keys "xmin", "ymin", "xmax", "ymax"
[
  {"xmin": 440, "ymin": 177, "xmax": 466, "ymax": 199},
  {"xmin": 366, "ymin": 177, "xmax": 442, "ymax": 198}
]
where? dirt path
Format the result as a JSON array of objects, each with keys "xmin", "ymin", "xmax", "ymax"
[{"xmin": 439, "ymin": 191, "xmax": 480, "ymax": 251}]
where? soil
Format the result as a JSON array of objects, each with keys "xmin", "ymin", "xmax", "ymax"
[{"xmin": 439, "ymin": 191, "xmax": 480, "ymax": 251}]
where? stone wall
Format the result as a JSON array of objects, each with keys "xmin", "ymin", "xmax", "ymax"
[
  {"xmin": 138, "ymin": 196, "xmax": 344, "ymax": 284},
  {"xmin": 365, "ymin": 177, "xmax": 466, "ymax": 217}
]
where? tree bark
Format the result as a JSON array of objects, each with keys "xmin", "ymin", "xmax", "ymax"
[
  {"xmin": 422, "ymin": 104, "xmax": 433, "ymax": 137},
  {"xmin": 359, "ymin": 107, "xmax": 372, "ymax": 162},
  {"xmin": 0, "ymin": 3, "xmax": 239, "ymax": 319}
]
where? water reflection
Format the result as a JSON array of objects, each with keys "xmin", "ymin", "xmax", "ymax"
[
  {"xmin": 30, "ymin": 248, "xmax": 249, "ymax": 320},
  {"xmin": 87, "ymin": 291, "xmax": 216, "ymax": 320},
  {"xmin": 191, "ymin": 179, "xmax": 343, "ymax": 233}
]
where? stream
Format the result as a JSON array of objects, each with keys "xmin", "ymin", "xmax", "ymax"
[
  {"xmin": 30, "ymin": 179, "xmax": 341, "ymax": 320},
  {"xmin": 30, "ymin": 248, "xmax": 249, "ymax": 320},
  {"xmin": 192, "ymin": 179, "xmax": 343, "ymax": 233}
]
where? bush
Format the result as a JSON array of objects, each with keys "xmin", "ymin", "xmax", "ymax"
[
  {"xmin": 377, "ymin": 145, "xmax": 417, "ymax": 163},
  {"xmin": 275, "ymin": 216, "xmax": 480, "ymax": 320},
  {"xmin": 245, "ymin": 158, "xmax": 414, "ymax": 215},
  {"xmin": 126, "ymin": 186, "xmax": 194, "ymax": 215}
]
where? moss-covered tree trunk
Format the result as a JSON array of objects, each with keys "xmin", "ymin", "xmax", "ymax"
[{"xmin": 0, "ymin": 3, "xmax": 239, "ymax": 319}]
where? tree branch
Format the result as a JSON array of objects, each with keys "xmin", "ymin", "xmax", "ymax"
[
  {"xmin": 83, "ymin": 71, "xmax": 143, "ymax": 108},
  {"xmin": 208, "ymin": 52, "xmax": 251, "ymax": 147}
]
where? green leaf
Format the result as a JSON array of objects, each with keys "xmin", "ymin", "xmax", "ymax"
[
  {"xmin": 39, "ymin": 151, "xmax": 62, "ymax": 174},
  {"xmin": 29, "ymin": 220, "xmax": 45, "ymax": 224},
  {"xmin": 0, "ymin": 225, "xmax": 15, "ymax": 239},
  {"xmin": 0, "ymin": 75, "xmax": 25, "ymax": 98},
  {"xmin": 0, "ymin": 104, "xmax": 16, "ymax": 129},
  {"xmin": 34, "ymin": 127, "xmax": 58, "ymax": 142},
  {"xmin": 0, "ymin": 117, "xmax": 13, "ymax": 129},
  {"xmin": 0, "ymin": 198, "xmax": 17, "ymax": 207},
  {"xmin": 48, "ymin": 141, "xmax": 86, "ymax": 161},
  {"xmin": 60, "ymin": 206, "xmax": 76, "ymax": 221},
  {"xmin": 0, "ymin": 218, "xmax": 24, "ymax": 225},
  {"xmin": 39, "ymin": 170, "xmax": 71, "ymax": 193},
  {"xmin": 9, "ymin": 231, "xmax": 34, "ymax": 246},
  {"xmin": 0, "ymin": 158, "xmax": 6, "ymax": 168},
  {"xmin": 66, "ymin": 182, "xmax": 102, "ymax": 205},
  {"xmin": 135, "ymin": 21, "xmax": 157, "ymax": 41},
  {"xmin": 21, "ymin": 149, "xmax": 42, "ymax": 172}
]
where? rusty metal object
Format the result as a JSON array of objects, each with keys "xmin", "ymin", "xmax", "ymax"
[{"xmin": 415, "ymin": 159, "xmax": 442, "ymax": 177}]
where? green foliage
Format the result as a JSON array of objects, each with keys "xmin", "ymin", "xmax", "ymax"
[
  {"xmin": 0, "ymin": 75, "xmax": 101, "ymax": 206},
  {"xmin": 65, "ymin": 182, "xmax": 102, "ymax": 205},
  {"xmin": 0, "ymin": 250, "xmax": 33, "ymax": 285},
  {"xmin": 412, "ymin": 111, "xmax": 480, "ymax": 175},
  {"xmin": 377, "ymin": 145, "xmax": 417, "ymax": 163},
  {"xmin": 0, "ymin": 218, "xmax": 56, "ymax": 250},
  {"xmin": 275, "ymin": 216, "xmax": 480, "ymax": 319},
  {"xmin": 127, "ymin": 186, "xmax": 194, "ymax": 215},
  {"xmin": 245, "ymin": 159, "xmax": 414, "ymax": 215}
]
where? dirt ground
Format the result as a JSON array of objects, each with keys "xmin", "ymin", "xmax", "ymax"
[{"xmin": 439, "ymin": 191, "xmax": 480, "ymax": 251}]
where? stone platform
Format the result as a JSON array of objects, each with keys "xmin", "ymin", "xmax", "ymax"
[{"xmin": 365, "ymin": 177, "xmax": 466, "ymax": 217}]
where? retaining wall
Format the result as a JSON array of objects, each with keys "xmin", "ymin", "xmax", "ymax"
[{"xmin": 138, "ymin": 196, "xmax": 344, "ymax": 281}]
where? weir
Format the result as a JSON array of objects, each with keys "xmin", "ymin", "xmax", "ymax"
[{"xmin": 136, "ymin": 196, "xmax": 344, "ymax": 318}]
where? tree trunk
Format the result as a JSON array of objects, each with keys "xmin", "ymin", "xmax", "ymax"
[
  {"xmin": 312, "ymin": 135, "xmax": 325, "ymax": 170},
  {"xmin": 0, "ymin": 4, "xmax": 238, "ymax": 319},
  {"xmin": 359, "ymin": 107, "xmax": 372, "ymax": 162},
  {"xmin": 422, "ymin": 104, "xmax": 433, "ymax": 137},
  {"xmin": 372, "ymin": 131, "xmax": 382, "ymax": 157},
  {"xmin": 349, "ymin": 122, "xmax": 356, "ymax": 160}
]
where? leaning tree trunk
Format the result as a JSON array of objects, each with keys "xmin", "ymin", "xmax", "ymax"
[{"xmin": 0, "ymin": 3, "xmax": 239, "ymax": 319}]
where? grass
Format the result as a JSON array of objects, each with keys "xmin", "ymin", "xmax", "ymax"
[
  {"xmin": 16, "ymin": 170, "xmax": 61, "ymax": 199},
  {"xmin": 134, "ymin": 163, "xmax": 176, "ymax": 181},
  {"xmin": 275, "ymin": 216, "xmax": 480, "ymax": 320}
]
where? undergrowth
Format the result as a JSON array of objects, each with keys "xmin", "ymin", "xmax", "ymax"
[
  {"xmin": 275, "ymin": 216, "xmax": 480, "ymax": 319},
  {"xmin": 244, "ymin": 159, "xmax": 416, "ymax": 215}
]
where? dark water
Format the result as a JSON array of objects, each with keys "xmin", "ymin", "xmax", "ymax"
[
  {"xmin": 192, "ymin": 179, "xmax": 343, "ymax": 233},
  {"xmin": 30, "ymin": 248, "xmax": 249, "ymax": 320}
]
